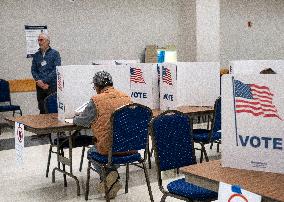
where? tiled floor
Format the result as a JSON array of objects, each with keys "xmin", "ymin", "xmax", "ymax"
[{"xmin": 0, "ymin": 126, "xmax": 221, "ymax": 202}]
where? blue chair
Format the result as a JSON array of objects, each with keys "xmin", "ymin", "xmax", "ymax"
[
  {"xmin": 0, "ymin": 79, "xmax": 22, "ymax": 116},
  {"xmin": 193, "ymin": 97, "xmax": 221, "ymax": 163},
  {"xmin": 85, "ymin": 103, "xmax": 153, "ymax": 202},
  {"xmin": 44, "ymin": 93, "xmax": 93, "ymax": 178},
  {"xmin": 150, "ymin": 110, "xmax": 218, "ymax": 202}
]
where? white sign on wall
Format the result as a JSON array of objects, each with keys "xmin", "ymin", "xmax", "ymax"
[
  {"xmin": 24, "ymin": 25, "xmax": 48, "ymax": 58},
  {"xmin": 15, "ymin": 122, "xmax": 24, "ymax": 165},
  {"xmin": 222, "ymin": 74, "xmax": 284, "ymax": 174},
  {"xmin": 217, "ymin": 182, "xmax": 261, "ymax": 202}
]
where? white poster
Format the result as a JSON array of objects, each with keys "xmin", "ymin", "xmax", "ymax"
[
  {"xmin": 15, "ymin": 122, "xmax": 24, "ymax": 165},
  {"xmin": 222, "ymin": 74, "xmax": 284, "ymax": 174},
  {"xmin": 25, "ymin": 25, "xmax": 48, "ymax": 58},
  {"xmin": 159, "ymin": 63, "xmax": 177, "ymax": 110},
  {"xmin": 217, "ymin": 182, "xmax": 261, "ymax": 202}
]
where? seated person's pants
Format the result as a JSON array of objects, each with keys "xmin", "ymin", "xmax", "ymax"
[{"xmin": 88, "ymin": 146, "xmax": 119, "ymax": 180}]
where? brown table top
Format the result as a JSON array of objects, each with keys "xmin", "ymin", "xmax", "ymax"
[
  {"xmin": 181, "ymin": 160, "xmax": 284, "ymax": 202},
  {"xmin": 152, "ymin": 106, "xmax": 214, "ymax": 117},
  {"xmin": 5, "ymin": 114, "xmax": 84, "ymax": 134}
]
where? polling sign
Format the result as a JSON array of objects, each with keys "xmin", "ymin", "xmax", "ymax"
[
  {"xmin": 217, "ymin": 182, "xmax": 261, "ymax": 202},
  {"xmin": 128, "ymin": 63, "xmax": 158, "ymax": 109},
  {"xmin": 159, "ymin": 63, "xmax": 177, "ymax": 110},
  {"xmin": 222, "ymin": 74, "xmax": 284, "ymax": 174}
]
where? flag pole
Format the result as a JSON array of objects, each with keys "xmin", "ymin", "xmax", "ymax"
[{"xmin": 232, "ymin": 76, "xmax": 239, "ymax": 146}]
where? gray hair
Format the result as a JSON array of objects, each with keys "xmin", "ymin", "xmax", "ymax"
[
  {"xmin": 38, "ymin": 33, "xmax": 50, "ymax": 42},
  {"xmin": 93, "ymin": 71, "xmax": 113, "ymax": 88}
]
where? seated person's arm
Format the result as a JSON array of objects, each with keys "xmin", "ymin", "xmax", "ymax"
[{"xmin": 73, "ymin": 100, "xmax": 97, "ymax": 127}]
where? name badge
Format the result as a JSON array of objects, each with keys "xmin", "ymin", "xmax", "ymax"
[{"xmin": 41, "ymin": 60, "xmax": 47, "ymax": 67}]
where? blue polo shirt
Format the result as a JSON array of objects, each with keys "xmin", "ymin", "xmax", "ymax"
[{"xmin": 31, "ymin": 47, "xmax": 61, "ymax": 88}]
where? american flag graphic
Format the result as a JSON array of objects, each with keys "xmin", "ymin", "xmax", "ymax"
[
  {"xmin": 130, "ymin": 67, "xmax": 146, "ymax": 84},
  {"xmin": 162, "ymin": 66, "xmax": 173, "ymax": 85},
  {"xmin": 234, "ymin": 80, "xmax": 282, "ymax": 120},
  {"xmin": 57, "ymin": 72, "xmax": 63, "ymax": 91}
]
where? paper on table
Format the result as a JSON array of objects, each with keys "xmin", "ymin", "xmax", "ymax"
[
  {"xmin": 75, "ymin": 102, "xmax": 89, "ymax": 114},
  {"xmin": 65, "ymin": 119, "xmax": 73, "ymax": 124}
]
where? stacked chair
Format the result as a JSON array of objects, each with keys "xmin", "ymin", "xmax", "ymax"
[
  {"xmin": 0, "ymin": 79, "xmax": 22, "ymax": 134},
  {"xmin": 44, "ymin": 93, "xmax": 94, "ymax": 179},
  {"xmin": 0, "ymin": 79, "xmax": 22, "ymax": 116},
  {"xmin": 193, "ymin": 97, "xmax": 221, "ymax": 163},
  {"xmin": 85, "ymin": 103, "xmax": 153, "ymax": 202},
  {"xmin": 150, "ymin": 110, "xmax": 218, "ymax": 201}
]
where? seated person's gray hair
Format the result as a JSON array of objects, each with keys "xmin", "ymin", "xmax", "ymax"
[{"xmin": 93, "ymin": 71, "xmax": 113, "ymax": 88}]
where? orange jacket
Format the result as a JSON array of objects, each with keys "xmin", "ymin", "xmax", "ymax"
[{"xmin": 91, "ymin": 86, "xmax": 132, "ymax": 155}]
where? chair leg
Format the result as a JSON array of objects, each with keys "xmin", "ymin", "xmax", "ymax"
[
  {"xmin": 79, "ymin": 146, "xmax": 85, "ymax": 172},
  {"xmin": 46, "ymin": 145, "xmax": 53, "ymax": 177},
  {"xmin": 141, "ymin": 161, "xmax": 154, "ymax": 202},
  {"xmin": 160, "ymin": 193, "xmax": 167, "ymax": 202},
  {"xmin": 202, "ymin": 145, "xmax": 209, "ymax": 162},
  {"xmin": 61, "ymin": 149, "xmax": 67, "ymax": 187},
  {"xmin": 217, "ymin": 142, "xmax": 220, "ymax": 153},
  {"xmin": 125, "ymin": 163, "xmax": 129, "ymax": 193},
  {"xmin": 85, "ymin": 161, "xmax": 91, "ymax": 200},
  {"xmin": 200, "ymin": 148, "xmax": 204, "ymax": 163},
  {"xmin": 210, "ymin": 142, "xmax": 214, "ymax": 149},
  {"xmin": 147, "ymin": 146, "xmax": 152, "ymax": 169}
]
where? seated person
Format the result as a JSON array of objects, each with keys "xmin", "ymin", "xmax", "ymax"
[{"xmin": 73, "ymin": 71, "xmax": 132, "ymax": 198}]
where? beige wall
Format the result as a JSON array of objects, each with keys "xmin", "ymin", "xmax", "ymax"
[
  {"xmin": 0, "ymin": 0, "xmax": 196, "ymax": 80},
  {"xmin": 220, "ymin": 0, "xmax": 284, "ymax": 67}
]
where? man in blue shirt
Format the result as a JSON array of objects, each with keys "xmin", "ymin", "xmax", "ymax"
[{"xmin": 31, "ymin": 33, "xmax": 61, "ymax": 114}]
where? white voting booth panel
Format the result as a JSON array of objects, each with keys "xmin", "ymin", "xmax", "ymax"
[
  {"xmin": 115, "ymin": 59, "xmax": 140, "ymax": 64},
  {"xmin": 91, "ymin": 59, "xmax": 140, "ymax": 65},
  {"xmin": 230, "ymin": 60, "xmax": 284, "ymax": 74},
  {"xmin": 127, "ymin": 63, "xmax": 159, "ymax": 109},
  {"xmin": 57, "ymin": 65, "xmax": 130, "ymax": 121},
  {"xmin": 160, "ymin": 62, "xmax": 220, "ymax": 110},
  {"xmin": 222, "ymin": 74, "xmax": 284, "ymax": 174},
  {"xmin": 177, "ymin": 62, "xmax": 220, "ymax": 106},
  {"xmin": 91, "ymin": 60, "xmax": 115, "ymax": 65}
]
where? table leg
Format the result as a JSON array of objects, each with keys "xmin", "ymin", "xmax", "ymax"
[{"xmin": 51, "ymin": 130, "xmax": 80, "ymax": 196}]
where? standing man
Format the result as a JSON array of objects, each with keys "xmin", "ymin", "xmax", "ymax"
[{"xmin": 31, "ymin": 33, "xmax": 61, "ymax": 114}]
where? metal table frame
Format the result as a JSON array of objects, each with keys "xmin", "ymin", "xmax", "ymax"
[{"xmin": 5, "ymin": 113, "xmax": 86, "ymax": 196}]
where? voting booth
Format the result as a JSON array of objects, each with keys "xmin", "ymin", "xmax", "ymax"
[
  {"xmin": 160, "ymin": 62, "xmax": 220, "ymax": 110},
  {"xmin": 222, "ymin": 74, "xmax": 284, "ymax": 174},
  {"xmin": 128, "ymin": 63, "xmax": 159, "ymax": 109},
  {"xmin": 230, "ymin": 60, "xmax": 284, "ymax": 74},
  {"xmin": 57, "ymin": 65, "xmax": 130, "ymax": 121},
  {"xmin": 57, "ymin": 63, "xmax": 159, "ymax": 121}
]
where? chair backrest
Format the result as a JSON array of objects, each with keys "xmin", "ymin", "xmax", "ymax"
[
  {"xmin": 151, "ymin": 110, "xmax": 197, "ymax": 172},
  {"xmin": 0, "ymin": 79, "xmax": 11, "ymax": 103},
  {"xmin": 110, "ymin": 103, "xmax": 152, "ymax": 154},
  {"xmin": 211, "ymin": 97, "xmax": 221, "ymax": 133},
  {"xmin": 44, "ymin": 93, "xmax": 58, "ymax": 113}
]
